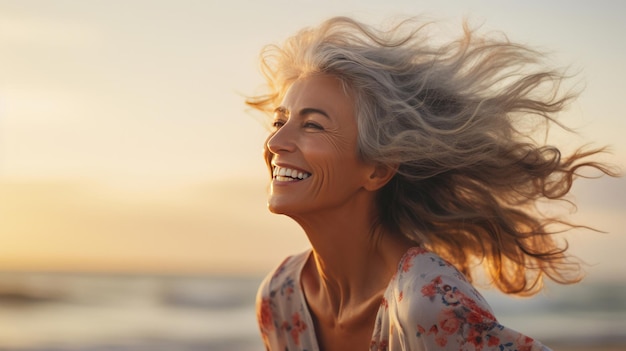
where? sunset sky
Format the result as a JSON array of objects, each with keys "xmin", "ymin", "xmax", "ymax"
[{"xmin": 1, "ymin": 0, "xmax": 625, "ymax": 280}]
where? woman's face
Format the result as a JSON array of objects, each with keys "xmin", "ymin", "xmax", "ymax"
[{"xmin": 266, "ymin": 74, "xmax": 376, "ymax": 217}]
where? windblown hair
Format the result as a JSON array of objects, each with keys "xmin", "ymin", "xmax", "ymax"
[{"xmin": 246, "ymin": 16, "xmax": 617, "ymax": 295}]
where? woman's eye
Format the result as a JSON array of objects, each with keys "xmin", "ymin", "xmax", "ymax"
[
  {"xmin": 304, "ymin": 122, "xmax": 323, "ymax": 130},
  {"xmin": 272, "ymin": 120, "xmax": 285, "ymax": 129}
]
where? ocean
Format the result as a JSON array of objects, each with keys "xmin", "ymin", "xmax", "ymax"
[{"xmin": 0, "ymin": 272, "xmax": 624, "ymax": 350}]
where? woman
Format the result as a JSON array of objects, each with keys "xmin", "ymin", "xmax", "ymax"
[{"xmin": 246, "ymin": 17, "xmax": 616, "ymax": 350}]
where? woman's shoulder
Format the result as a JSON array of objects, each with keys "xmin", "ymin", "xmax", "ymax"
[
  {"xmin": 257, "ymin": 249, "xmax": 310, "ymax": 299},
  {"xmin": 393, "ymin": 246, "xmax": 472, "ymax": 287},
  {"xmin": 387, "ymin": 246, "xmax": 492, "ymax": 317},
  {"xmin": 381, "ymin": 247, "xmax": 550, "ymax": 351},
  {"xmin": 256, "ymin": 249, "xmax": 313, "ymax": 349}
]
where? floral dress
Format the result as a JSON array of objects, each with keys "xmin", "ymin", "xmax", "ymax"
[{"xmin": 257, "ymin": 246, "xmax": 551, "ymax": 351}]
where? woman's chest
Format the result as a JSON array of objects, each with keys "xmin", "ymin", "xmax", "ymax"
[{"xmin": 310, "ymin": 311, "xmax": 378, "ymax": 351}]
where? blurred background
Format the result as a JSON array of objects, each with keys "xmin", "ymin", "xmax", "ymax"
[{"xmin": 0, "ymin": 0, "xmax": 624, "ymax": 350}]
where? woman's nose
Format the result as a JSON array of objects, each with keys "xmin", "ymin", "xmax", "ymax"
[{"xmin": 266, "ymin": 123, "xmax": 296, "ymax": 154}]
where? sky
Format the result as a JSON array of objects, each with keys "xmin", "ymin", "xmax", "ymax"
[{"xmin": 0, "ymin": 0, "xmax": 625, "ymax": 280}]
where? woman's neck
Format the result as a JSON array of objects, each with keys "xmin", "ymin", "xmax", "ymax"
[{"xmin": 293, "ymin": 203, "xmax": 414, "ymax": 319}]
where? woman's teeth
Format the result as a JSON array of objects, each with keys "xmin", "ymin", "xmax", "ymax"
[{"xmin": 273, "ymin": 166, "xmax": 311, "ymax": 181}]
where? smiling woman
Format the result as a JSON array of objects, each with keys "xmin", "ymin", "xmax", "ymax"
[
  {"xmin": 266, "ymin": 75, "xmax": 387, "ymax": 218},
  {"xmin": 246, "ymin": 16, "xmax": 618, "ymax": 351}
]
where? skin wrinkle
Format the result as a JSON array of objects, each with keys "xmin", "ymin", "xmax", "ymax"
[{"xmin": 267, "ymin": 75, "xmax": 370, "ymax": 218}]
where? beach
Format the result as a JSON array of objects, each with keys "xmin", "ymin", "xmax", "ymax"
[{"xmin": 0, "ymin": 272, "xmax": 623, "ymax": 350}]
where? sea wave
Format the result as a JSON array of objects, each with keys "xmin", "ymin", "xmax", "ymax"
[{"xmin": 0, "ymin": 272, "xmax": 624, "ymax": 350}]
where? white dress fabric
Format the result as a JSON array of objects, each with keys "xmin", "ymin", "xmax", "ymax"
[{"xmin": 257, "ymin": 246, "xmax": 552, "ymax": 351}]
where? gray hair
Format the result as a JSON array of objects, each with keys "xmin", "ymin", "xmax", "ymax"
[{"xmin": 247, "ymin": 16, "xmax": 617, "ymax": 295}]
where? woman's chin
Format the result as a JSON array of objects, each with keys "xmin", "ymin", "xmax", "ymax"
[
  {"xmin": 266, "ymin": 199, "xmax": 290, "ymax": 215},
  {"xmin": 267, "ymin": 205, "xmax": 284, "ymax": 215}
]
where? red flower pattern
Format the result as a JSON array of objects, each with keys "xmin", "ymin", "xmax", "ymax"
[
  {"xmin": 281, "ymin": 312, "xmax": 307, "ymax": 346},
  {"xmin": 258, "ymin": 297, "xmax": 274, "ymax": 331},
  {"xmin": 438, "ymin": 309, "xmax": 461, "ymax": 334},
  {"xmin": 400, "ymin": 247, "xmax": 428, "ymax": 273},
  {"xmin": 420, "ymin": 276, "xmax": 442, "ymax": 298},
  {"xmin": 381, "ymin": 296, "xmax": 389, "ymax": 309}
]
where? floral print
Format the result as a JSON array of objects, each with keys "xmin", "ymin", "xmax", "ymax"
[
  {"xmin": 256, "ymin": 247, "xmax": 551, "ymax": 351},
  {"xmin": 416, "ymin": 275, "xmax": 511, "ymax": 350},
  {"xmin": 281, "ymin": 312, "xmax": 307, "ymax": 346}
]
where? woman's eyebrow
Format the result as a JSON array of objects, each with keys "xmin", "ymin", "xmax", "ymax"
[
  {"xmin": 298, "ymin": 107, "xmax": 330, "ymax": 119},
  {"xmin": 274, "ymin": 106, "xmax": 330, "ymax": 119},
  {"xmin": 273, "ymin": 106, "xmax": 289, "ymax": 116}
]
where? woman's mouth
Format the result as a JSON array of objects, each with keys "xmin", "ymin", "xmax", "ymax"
[{"xmin": 273, "ymin": 166, "xmax": 311, "ymax": 182}]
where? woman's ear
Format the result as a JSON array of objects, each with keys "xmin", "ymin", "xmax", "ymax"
[{"xmin": 364, "ymin": 163, "xmax": 398, "ymax": 191}]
